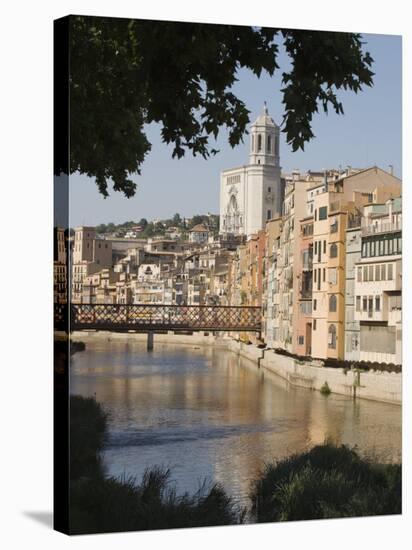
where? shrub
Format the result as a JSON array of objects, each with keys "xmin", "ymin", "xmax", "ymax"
[
  {"xmin": 70, "ymin": 395, "xmax": 108, "ymax": 480},
  {"xmin": 250, "ymin": 443, "xmax": 401, "ymax": 522},
  {"xmin": 320, "ymin": 381, "xmax": 331, "ymax": 395},
  {"xmin": 70, "ymin": 467, "xmax": 244, "ymax": 534}
]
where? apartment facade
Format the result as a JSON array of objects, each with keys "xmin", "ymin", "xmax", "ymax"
[
  {"xmin": 72, "ymin": 227, "xmax": 113, "ymax": 303},
  {"xmin": 354, "ymin": 198, "xmax": 402, "ymax": 365}
]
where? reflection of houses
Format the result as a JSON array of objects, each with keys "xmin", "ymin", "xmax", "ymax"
[
  {"xmin": 219, "ymin": 104, "xmax": 284, "ymax": 237},
  {"xmin": 354, "ymin": 198, "xmax": 402, "ymax": 364}
]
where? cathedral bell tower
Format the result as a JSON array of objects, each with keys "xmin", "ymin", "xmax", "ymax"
[
  {"xmin": 249, "ymin": 102, "xmax": 280, "ymax": 167},
  {"xmin": 219, "ymin": 102, "xmax": 284, "ymax": 237}
]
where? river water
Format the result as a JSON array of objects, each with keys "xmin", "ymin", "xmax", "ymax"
[{"xmin": 70, "ymin": 338, "xmax": 401, "ymax": 507}]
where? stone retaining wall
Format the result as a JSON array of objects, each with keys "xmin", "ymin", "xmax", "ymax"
[
  {"xmin": 71, "ymin": 330, "xmax": 229, "ymax": 348},
  {"xmin": 260, "ymin": 349, "xmax": 401, "ymax": 405}
]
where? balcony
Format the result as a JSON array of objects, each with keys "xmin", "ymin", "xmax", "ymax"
[
  {"xmin": 362, "ymin": 221, "xmax": 402, "ymax": 236},
  {"xmin": 300, "ymin": 289, "xmax": 312, "ymax": 300},
  {"xmin": 302, "ymin": 258, "xmax": 313, "ymax": 271}
]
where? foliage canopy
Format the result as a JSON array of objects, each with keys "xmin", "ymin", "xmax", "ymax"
[{"xmin": 59, "ymin": 16, "xmax": 374, "ymax": 197}]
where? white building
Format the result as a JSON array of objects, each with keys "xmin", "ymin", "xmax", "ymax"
[
  {"xmin": 219, "ymin": 104, "xmax": 284, "ymax": 237},
  {"xmin": 189, "ymin": 224, "xmax": 209, "ymax": 244},
  {"xmin": 354, "ymin": 197, "xmax": 402, "ymax": 365}
]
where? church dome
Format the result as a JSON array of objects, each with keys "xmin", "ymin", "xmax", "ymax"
[{"xmin": 252, "ymin": 102, "xmax": 278, "ymax": 127}]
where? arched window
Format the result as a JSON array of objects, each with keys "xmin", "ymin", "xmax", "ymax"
[
  {"xmin": 257, "ymin": 134, "xmax": 262, "ymax": 152},
  {"xmin": 267, "ymin": 135, "xmax": 272, "ymax": 153},
  {"xmin": 252, "ymin": 134, "xmax": 255, "ymax": 152},
  {"xmin": 229, "ymin": 194, "xmax": 238, "ymax": 212},
  {"xmin": 330, "ymin": 243, "xmax": 338, "ymax": 258},
  {"xmin": 329, "ymin": 294, "xmax": 337, "ymax": 312},
  {"xmin": 328, "ymin": 324, "xmax": 337, "ymax": 349}
]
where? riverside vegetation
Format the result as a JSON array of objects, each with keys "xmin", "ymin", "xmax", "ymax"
[{"xmin": 69, "ymin": 395, "xmax": 401, "ymax": 534}]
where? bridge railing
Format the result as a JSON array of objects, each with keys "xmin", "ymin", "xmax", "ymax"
[{"xmin": 54, "ymin": 303, "xmax": 262, "ymax": 332}]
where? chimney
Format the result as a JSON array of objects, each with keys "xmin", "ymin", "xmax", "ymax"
[{"xmin": 389, "ymin": 164, "xmax": 394, "ymax": 175}]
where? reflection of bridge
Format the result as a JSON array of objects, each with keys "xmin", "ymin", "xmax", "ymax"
[{"xmin": 55, "ymin": 303, "xmax": 262, "ymax": 333}]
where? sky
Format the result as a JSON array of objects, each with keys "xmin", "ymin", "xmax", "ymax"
[{"xmin": 68, "ymin": 32, "xmax": 402, "ymax": 227}]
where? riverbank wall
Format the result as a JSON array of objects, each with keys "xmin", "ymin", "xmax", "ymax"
[
  {"xmin": 226, "ymin": 340, "xmax": 401, "ymax": 405},
  {"xmin": 72, "ymin": 331, "xmax": 401, "ymax": 405},
  {"xmin": 71, "ymin": 330, "xmax": 230, "ymax": 349}
]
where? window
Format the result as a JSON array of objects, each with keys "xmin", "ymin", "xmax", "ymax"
[
  {"xmin": 328, "ymin": 324, "xmax": 337, "ymax": 349},
  {"xmin": 388, "ymin": 263, "xmax": 393, "ymax": 280},
  {"xmin": 323, "ymin": 240, "xmax": 326, "ymax": 254},
  {"xmin": 381, "ymin": 264, "xmax": 386, "ymax": 280},
  {"xmin": 267, "ymin": 135, "xmax": 272, "ymax": 153},
  {"xmin": 314, "ymin": 241, "xmax": 317, "ymax": 254},
  {"xmin": 267, "ymin": 210, "xmax": 272, "ymax": 220},
  {"xmin": 329, "ymin": 294, "xmax": 337, "ymax": 312},
  {"xmin": 268, "ymin": 186, "xmax": 271, "ymax": 193},
  {"xmin": 313, "ymin": 299, "xmax": 317, "ymax": 310},
  {"xmin": 356, "ymin": 296, "xmax": 361, "ymax": 312},
  {"xmin": 314, "ymin": 269, "xmax": 317, "ymax": 282},
  {"xmin": 375, "ymin": 264, "xmax": 381, "ymax": 281},
  {"xmin": 319, "ymin": 206, "xmax": 328, "ymax": 220},
  {"xmin": 257, "ymin": 134, "xmax": 262, "ymax": 151},
  {"xmin": 357, "ymin": 267, "xmax": 362, "ymax": 282},
  {"xmin": 313, "ymin": 319, "xmax": 317, "ymax": 330},
  {"xmin": 298, "ymin": 335, "xmax": 304, "ymax": 345},
  {"xmin": 323, "ymin": 268, "xmax": 326, "ymax": 282},
  {"xmin": 330, "ymin": 243, "xmax": 338, "ymax": 258},
  {"xmin": 375, "ymin": 296, "xmax": 381, "ymax": 311},
  {"xmin": 368, "ymin": 265, "xmax": 374, "ymax": 282},
  {"xmin": 363, "ymin": 297, "xmax": 367, "ymax": 311}
]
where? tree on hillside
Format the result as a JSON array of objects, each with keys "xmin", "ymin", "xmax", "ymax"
[
  {"xmin": 189, "ymin": 215, "xmax": 209, "ymax": 229},
  {"xmin": 172, "ymin": 213, "xmax": 182, "ymax": 227},
  {"xmin": 58, "ymin": 16, "xmax": 374, "ymax": 198},
  {"xmin": 137, "ymin": 218, "xmax": 148, "ymax": 229}
]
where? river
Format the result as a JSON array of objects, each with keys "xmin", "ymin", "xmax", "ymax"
[{"xmin": 70, "ymin": 337, "xmax": 401, "ymax": 507}]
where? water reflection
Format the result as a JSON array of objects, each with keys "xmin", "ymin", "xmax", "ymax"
[{"xmin": 70, "ymin": 339, "xmax": 401, "ymax": 506}]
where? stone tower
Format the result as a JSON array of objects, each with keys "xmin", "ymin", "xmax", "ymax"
[{"xmin": 220, "ymin": 104, "xmax": 284, "ymax": 236}]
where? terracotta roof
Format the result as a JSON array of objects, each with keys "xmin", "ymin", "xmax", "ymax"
[{"xmin": 190, "ymin": 224, "xmax": 209, "ymax": 232}]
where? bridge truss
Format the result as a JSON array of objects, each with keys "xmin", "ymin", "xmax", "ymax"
[{"xmin": 55, "ymin": 303, "xmax": 262, "ymax": 333}]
